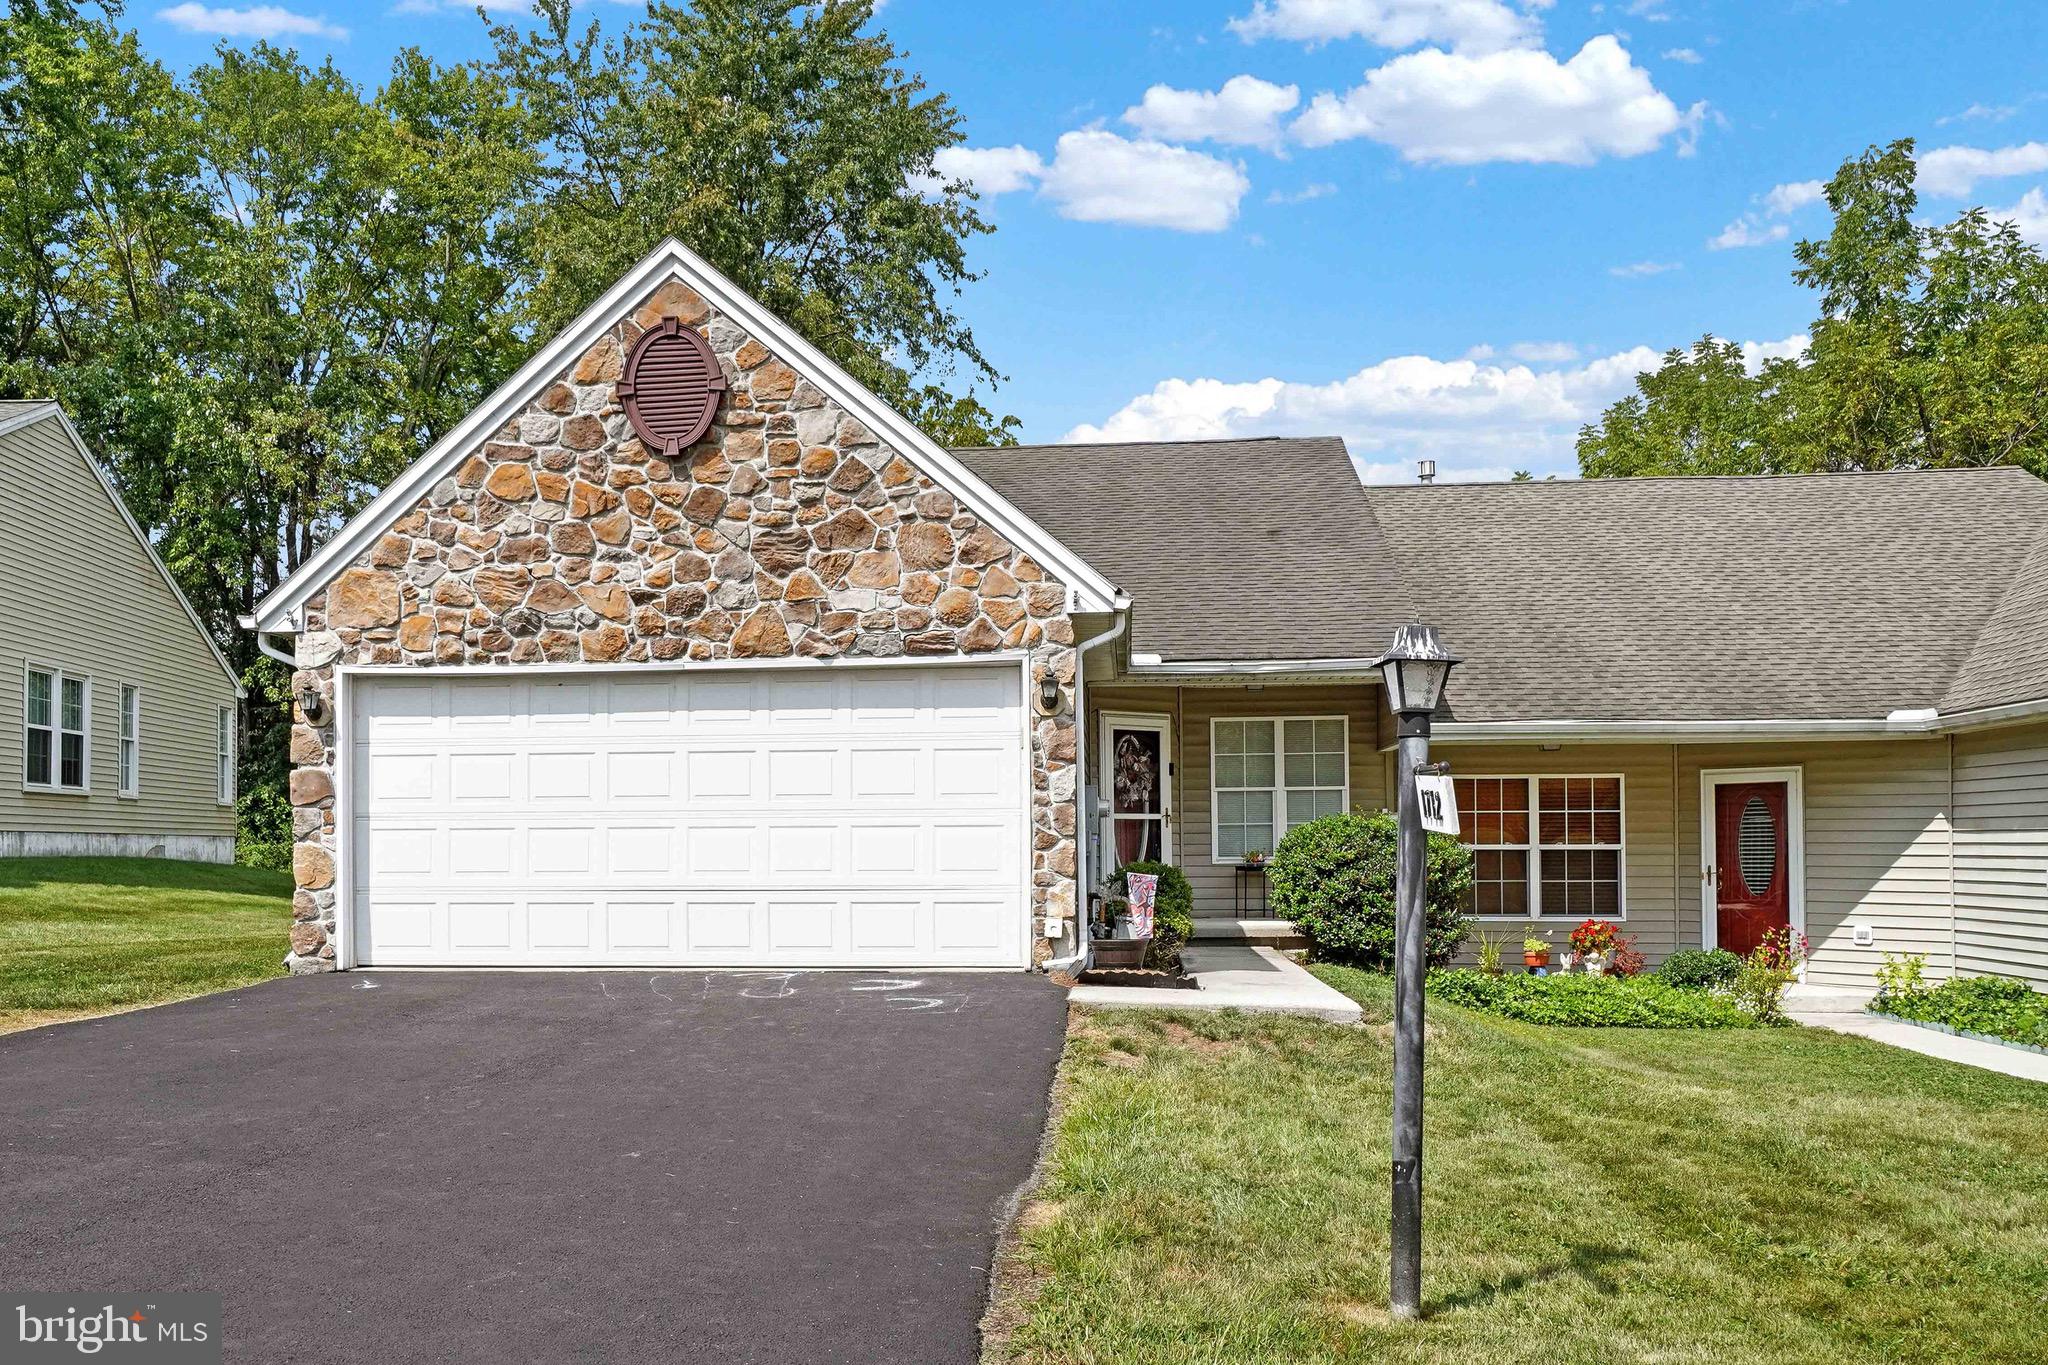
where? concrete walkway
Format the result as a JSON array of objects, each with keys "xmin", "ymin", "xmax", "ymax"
[
  {"xmin": 1070, "ymin": 943, "xmax": 1363, "ymax": 1024},
  {"xmin": 1786, "ymin": 985, "xmax": 2048, "ymax": 1083}
]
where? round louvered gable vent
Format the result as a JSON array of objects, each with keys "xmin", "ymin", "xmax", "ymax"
[{"xmin": 619, "ymin": 317, "xmax": 726, "ymax": 457}]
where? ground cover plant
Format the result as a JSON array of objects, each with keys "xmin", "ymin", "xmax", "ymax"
[
  {"xmin": 1875, "ymin": 961, "xmax": 2048, "ymax": 1049},
  {"xmin": 1425, "ymin": 969, "xmax": 1756, "ymax": 1029}
]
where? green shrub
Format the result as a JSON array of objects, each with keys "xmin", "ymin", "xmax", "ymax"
[
  {"xmin": 235, "ymin": 783, "xmax": 293, "ymax": 872},
  {"xmin": 1877, "ymin": 974, "xmax": 2048, "ymax": 1048},
  {"xmin": 1654, "ymin": 948, "xmax": 1744, "ymax": 990},
  {"xmin": 1268, "ymin": 810, "xmax": 1470, "ymax": 970},
  {"xmin": 1106, "ymin": 860, "xmax": 1195, "ymax": 970},
  {"xmin": 1427, "ymin": 969, "xmax": 1757, "ymax": 1028}
]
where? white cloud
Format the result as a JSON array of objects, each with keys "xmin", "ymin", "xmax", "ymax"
[
  {"xmin": 1990, "ymin": 186, "xmax": 2048, "ymax": 244},
  {"xmin": 1291, "ymin": 36, "xmax": 1688, "ymax": 165},
  {"xmin": 1066, "ymin": 332, "xmax": 1809, "ymax": 482},
  {"xmin": 1740, "ymin": 334, "xmax": 1809, "ymax": 372},
  {"xmin": 1917, "ymin": 142, "xmax": 2048, "ymax": 198},
  {"xmin": 1267, "ymin": 181, "xmax": 1338, "ymax": 203},
  {"xmin": 1037, "ymin": 130, "xmax": 1250, "ymax": 232},
  {"xmin": 1708, "ymin": 219, "xmax": 1788, "ymax": 250},
  {"xmin": 1936, "ymin": 99, "xmax": 2035, "ymax": 128},
  {"xmin": 1123, "ymin": 75, "xmax": 1301, "ymax": 152},
  {"xmin": 1709, "ymin": 178, "xmax": 1824, "ymax": 250},
  {"xmin": 158, "ymin": 2, "xmax": 346, "ymax": 38},
  {"xmin": 1609, "ymin": 259, "xmax": 1680, "ymax": 277},
  {"xmin": 1227, "ymin": 0, "xmax": 1541, "ymax": 52},
  {"xmin": 914, "ymin": 145, "xmax": 1045, "ymax": 197},
  {"xmin": 1760, "ymin": 178, "xmax": 1825, "ymax": 216},
  {"xmin": 1661, "ymin": 47, "xmax": 1702, "ymax": 63}
]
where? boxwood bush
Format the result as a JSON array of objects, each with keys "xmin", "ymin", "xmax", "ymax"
[
  {"xmin": 1877, "ymin": 974, "xmax": 2048, "ymax": 1049},
  {"xmin": 1653, "ymin": 948, "xmax": 1744, "ymax": 990},
  {"xmin": 1427, "ymin": 969, "xmax": 1757, "ymax": 1028},
  {"xmin": 1268, "ymin": 810, "xmax": 1470, "ymax": 970},
  {"xmin": 1105, "ymin": 860, "xmax": 1195, "ymax": 970}
]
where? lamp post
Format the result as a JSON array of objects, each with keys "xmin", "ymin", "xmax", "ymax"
[{"xmin": 1372, "ymin": 622, "xmax": 1460, "ymax": 1321}]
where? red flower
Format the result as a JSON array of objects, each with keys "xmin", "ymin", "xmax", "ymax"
[{"xmin": 1568, "ymin": 918, "xmax": 1617, "ymax": 956}]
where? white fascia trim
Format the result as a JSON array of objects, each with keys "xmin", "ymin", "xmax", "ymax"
[
  {"xmin": 1435, "ymin": 694, "xmax": 2048, "ymax": 743},
  {"xmin": 1126, "ymin": 656, "xmax": 1389, "ymax": 678},
  {"xmin": 254, "ymin": 236, "xmax": 1122, "ymax": 631},
  {"xmin": 9, "ymin": 405, "xmax": 245, "ymax": 697}
]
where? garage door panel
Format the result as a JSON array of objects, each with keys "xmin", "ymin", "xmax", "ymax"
[{"xmin": 351, "ymin": 664, "xmax": 1026, "ymax": 966}]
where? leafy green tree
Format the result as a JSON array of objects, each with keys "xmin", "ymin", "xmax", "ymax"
[
  {"xmin": 1580, "ymin": 139, "xmax": 2048, "ymax": 479},
  {"xmin": 485, "ymin": 0, "xmax": 1017, "ymax": 444}
]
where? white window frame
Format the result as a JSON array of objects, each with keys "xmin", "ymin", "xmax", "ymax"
[
  {"xmin": 119, "ymin": 684, "xmax": 141, "ymax": 798},
  {"xmin": 1208, "ymin": 715, "xmax": 1350, "ymax": 864},
  {"xmin": 23, "ymin": 663, "xmax": 91, "ymax": 795},
  {"xmin": 1453, "ymin": 773, "xmax": 1628, "ymax": 920},
  {"xmin": 216, "ymin": 704, "xmax": 236, "ymax": 806}
]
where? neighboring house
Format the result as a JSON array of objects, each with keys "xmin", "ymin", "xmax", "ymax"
[
  {"xmin": 246, "ymin": 239, "xmax": 2048, "ymax": 990},
  {"xmin": 0, "ymin": 401, "xmax": 244, "ymax": 862}
]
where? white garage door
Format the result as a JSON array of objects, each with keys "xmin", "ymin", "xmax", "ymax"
[{"xmin": 347, "ymin": 663, "xmax": 1028, "ymax": 968}]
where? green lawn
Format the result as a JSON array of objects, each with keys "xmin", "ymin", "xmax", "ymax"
[
  {"xmin": 0, "ymin": 857, "xmax": 293, "ymax": 1033},
  {"xmin": 988, "ymin": 966, "xmax": 2048, "ymax": 1364}
]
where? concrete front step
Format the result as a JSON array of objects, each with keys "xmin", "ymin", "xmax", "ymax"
[
  {"xmin": 1190, "ymin": 917, "xmax": 1309, "ymax": 949},
  {"xmin": 1070, "ymin": 944, "xmax": 1362, "ymax": 1024}
]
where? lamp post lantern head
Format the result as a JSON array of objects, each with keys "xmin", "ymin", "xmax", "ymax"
[{"xmin": 1373, "ymin": 623, "xmax": 1460, "ymax": 717}]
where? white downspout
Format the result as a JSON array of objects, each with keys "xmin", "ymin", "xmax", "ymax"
[{"xmin": 1044, "ymin": 607, "xmax": 1129, "ymax": 975}]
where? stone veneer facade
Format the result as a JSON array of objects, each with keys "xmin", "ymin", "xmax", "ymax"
[{"xmin": 284, "ymin": 277, "xmax": 1079, "ymax": 971}]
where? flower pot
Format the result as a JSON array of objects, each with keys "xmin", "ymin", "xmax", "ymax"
[
  {"xmin": 1091, "ymin": 936, "xmax": 1149, "ymax": 970},
  {"xmin": 1523, "ymin": 951, "xmax": 1550, "ymax": 970},
  {"xmin": 1582, "ymin": 953, "xmax": 1607, "ymax": 977}
]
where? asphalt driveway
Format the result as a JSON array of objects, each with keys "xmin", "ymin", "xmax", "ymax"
[{"xmin": 0, "ymin": 969, "xmax": 1067, "ymax": 1363}]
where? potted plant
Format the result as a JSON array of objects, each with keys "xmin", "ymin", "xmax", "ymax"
[
  {"xmin": 1240, "ymin": 850, "xmax": 1267, "ymax": 868},
  {"xmin": 1522, "ymin": 934, "xmax": 1552, "ymax": 971},
  {"xmin": 1568, "ymin": 918, "xmax": 1618, "ymax": 976},
  {"xmin": 1090, "ymin": 896, "xmax": 1147, "ymax": 969},
  {"xmin": 1474, "ymin": 927, "xmax": 1509, "ymax": 977}
]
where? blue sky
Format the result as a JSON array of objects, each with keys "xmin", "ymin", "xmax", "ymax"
[{"xmin": 143, "ymin": 1, "xmax": 2048, "ymax": 481}]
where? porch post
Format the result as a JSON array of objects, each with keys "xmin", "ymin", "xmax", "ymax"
[{"xmin": 1389, "ymin": 709, "xmax": 1429, "ymax": 1320}]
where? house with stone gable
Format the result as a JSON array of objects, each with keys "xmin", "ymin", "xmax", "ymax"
[
  {"xmin": 247, "ymin": 238, "xmax": 2048, "ymax": 992},
  {"xmin": 2, "ymin": 400, "xmax": 244, "ymax": 861}
]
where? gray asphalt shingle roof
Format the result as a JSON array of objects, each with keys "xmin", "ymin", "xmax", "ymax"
[
  {"xmin": 955, "ymin": 436, "xmax": 1414, "ymax": 662},
  {"xmin": 1362, "ymin": 469, "xmax": 2048, "ymax": 722}
]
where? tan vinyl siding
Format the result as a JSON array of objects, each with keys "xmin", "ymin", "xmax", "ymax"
[
  {"xmin": 1676, "ymin": 740, "xmax": 1954, "ymax": 989},
  {"xmin": 1422, "ymin": 739, "xmax": 1953, "ymax": 988},
  {"xmin": 1086, "ymin": 684, "xmax": 1384, "ymax": 918},
  {"xmin": 0, "ymin": 414, "xmax": 238, "ymax": 840},
  {"xmin": 1953, "ymin": 720, "xmax": 2048, "ymax": 988}
]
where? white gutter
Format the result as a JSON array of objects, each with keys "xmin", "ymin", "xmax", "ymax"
[
  {"xmin": 1044, "ymin": 610, "xmax": 1130, "ymax": 976},
  {"xmin": 1126, "ymin": 654, "xmax": 1386, "ymax": 677},
  {"xmin": 239, "ymin": 614, "xmax": 297, "ymax": 670},
  {"xmin": 1430, "ymin": 695, "xmax": 2048, "ymax": 743}
]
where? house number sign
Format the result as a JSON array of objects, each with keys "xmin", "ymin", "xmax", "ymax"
[{"xmin": 1415, "ymin": 773, "xmax": 1460, "ymax": 836}]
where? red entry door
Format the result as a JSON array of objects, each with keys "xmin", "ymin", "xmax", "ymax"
[{"xmin": 1714, "ymin": 781, "xmax": 1790, "ymax": 958}]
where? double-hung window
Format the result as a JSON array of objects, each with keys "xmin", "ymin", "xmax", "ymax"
[
  {"xmin": 1211, "ymin": 717, "xmax": 1348, "ymax": 861},
  {"xmin": 119, "ymin": 685, "xmax": 141, "ymax": 797},
  {"xmin": 216, "ymin": 706, "xmax": 235, "ymax": 805},
  {"xmin": 24, "ymin": 667, "xmax": 89, "ymax": 792},
  {"xmin": 1454, "ymin": 775, "xmax": 1625, "ymax": 918}
]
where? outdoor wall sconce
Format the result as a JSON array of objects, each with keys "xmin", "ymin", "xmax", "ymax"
[
  {"xmin": 297, "ymin": 686, "xmax": 331, "ymax": 727},
  {"xmin": 1036, "ymin": 671, "xmax": 1061, "ymax": 714}
]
